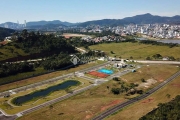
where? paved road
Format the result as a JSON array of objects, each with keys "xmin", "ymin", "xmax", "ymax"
[
  {"xmin": 92, "ymin": 70, "xmax": 180, "ymax": 120},
  {"xmin": 137, "ymin": 60, "xmax": 180, "ymax": 64},
  {"xmin": 0, "ymin": 110, "xmax": 17, "ymax": 120}
]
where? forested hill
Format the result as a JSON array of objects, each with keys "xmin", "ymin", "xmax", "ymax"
[
  {"xmin": 78, "ymin": 13, "xmax": 180, "ymax": 27},
  {"xmin": 0, "ymin": 29, "xmax": 76, "ymax": 63},
  {"xmin": 0, "ymin": 27, "xmax": 15, "ymax": 40},
  {"xmin": 140, "ymin": 95, "xmax": 180, "ymax": 120}
]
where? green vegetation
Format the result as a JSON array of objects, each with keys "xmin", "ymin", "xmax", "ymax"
[
  {"xmin": 111, "ymin": 77, "xmax": 142, "ymax": 95},
  {"xmin": 0, "ymin": 43, "xmax": 28, "ymax": 61},
  {"xmin": 139, "ymin": 40, "xmax": 179, "ymax": 48},
  {"xmin": 0, "ymin": 30, "xmax": 78, "ymax": 85},
  {"xmin": 0, "ymin": 29, "xmax": 76, "ymax": 62},
  {"xmin": 0, "ymin": 62, "xmax": 34, "ymax": 77},
  {"xmin": 140, "ymin": 95, "xmax": 180, "ymax": 120},
  {"xmin": 90, "ymin": 42, "xmax": 180, "ymax": 60},
  {"xmin": 0, "ymin": 27, "xmax": 15, "ymax": 40}
]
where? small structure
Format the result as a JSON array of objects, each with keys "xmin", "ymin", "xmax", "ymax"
[{"xmin": 132, "ymin": 69, "xmax": 136, "ymax": 72}]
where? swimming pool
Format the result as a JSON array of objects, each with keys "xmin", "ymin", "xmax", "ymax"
[{"xmin": 98, "ymin": 69, "xmax": 113, "ymax": 75}]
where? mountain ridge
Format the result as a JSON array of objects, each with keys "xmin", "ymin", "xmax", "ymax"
[{"xmin": 0, "ymin": 13, "xmax": 180, "ymax": 28}]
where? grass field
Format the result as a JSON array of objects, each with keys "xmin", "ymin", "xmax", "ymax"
[
  {"xmin": 0, "ymin": 61, "xmax": 105, "ymax": 92},
  {"xmin": 106, "ymin": 75, "xmax": 180, "ymax": 120},
  {"xmin": 89, "ymin": 42, "xmax": 180, "ymax": 59},
  {"xmin": 0, "ymin": 44, "xmax": 27, "ymax": 61},
  {"xmin": 121, "ymin": 64, "xmax": 179, "ymax": 88},
  {"xmin": 17, "ymin": 64, "xmax": 178, "ymax": 120}
]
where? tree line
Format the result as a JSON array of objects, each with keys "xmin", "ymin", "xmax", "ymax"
[
  {"xmin": 0, "ymin": 62, "xmax": 34, "ymax": 78},
  {"xmin": 0, "ymin": 27, "xmax": 15, "ymax": 40},
  {"xmin": 140, "ymin": 95, "xmax": 180, "ymax": 120}
]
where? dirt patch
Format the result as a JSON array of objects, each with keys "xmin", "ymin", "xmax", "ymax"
[
  {"xmin": 62, "ymin": 33, "xmax": 86, "ymax": 38},
  {"xmin": 142, "ymin": 98, "xmax": 154, "ymax": 103},
  {"xmin": 138, "ymin": 79, "xmax": 157, "ymax": 88},
  {"xmin": 159, "ymin": 79, "xmax": 164, "ymax": 82},
  {"xmin": 171, "ymin": 84, "xmax": 180, "ymax": 87},
  {"xmin": 101, "ymin": 100, "xmax": 121, "ymax": 111},
  {"xmin": 121, "ymin": 78, "xmax": 127, "ymax": 82},
  {"xmin": 85, "ymin": 115, "xmax": 92, "ymax": 119}
]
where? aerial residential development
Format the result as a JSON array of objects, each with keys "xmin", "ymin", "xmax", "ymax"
[{"xmin": 0, "ymin": 0, "xmax": 180, "ymax": 120}]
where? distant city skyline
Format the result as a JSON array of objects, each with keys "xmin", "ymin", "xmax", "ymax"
[{"xmin": 0, "ymin": 0, "xmax": 180, "ymax": 23}]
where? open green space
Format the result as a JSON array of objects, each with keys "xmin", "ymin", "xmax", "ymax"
[
  {"xmin": 89, "ymin": 42, "xmax": 180, "ymax": 60},
  {"xmin": 17, "ymin": 64, "xmax": 178, "ymax": 120}
]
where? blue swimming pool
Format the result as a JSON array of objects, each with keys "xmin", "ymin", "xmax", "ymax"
[{"xmin": 98, "ymin": 69, "xmax": 113, "ymax": 75}]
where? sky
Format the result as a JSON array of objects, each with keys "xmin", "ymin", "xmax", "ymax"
[{"xmin": 0, "ymin": 0, "xmax": 180, "ymax": 24}]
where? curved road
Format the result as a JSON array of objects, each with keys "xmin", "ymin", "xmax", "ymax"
[{"xmin": 92, "ymin": 70, "xmax": 180, "ymax": 120}]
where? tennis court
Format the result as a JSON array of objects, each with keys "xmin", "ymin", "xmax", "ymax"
[{"xmin": 88, "ymin": 71, "xmax": 109, "ymax": 78}]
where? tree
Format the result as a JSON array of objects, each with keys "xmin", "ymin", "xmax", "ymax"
[
  {"xmin": 21, "ymin": 29, "xmax": 28, "ymax": 38},
  {"xmin": 111, "ymin": 51, "xmax": 114, "ymax": 54},
  {"xmin": 146, "ymin": 56, "xmax": 151, "ymax": 60},
  {"xmin": 111, "ymin": 88, "xmax": 120, "ymax": 95},
  {"xmin": 113, "ymin": 77, "xmax": 119, "ymax": 81},
  {"xmin": 141, "ymin": 78, "xmax": 146, "ymax": 82},
  {"xmin": 166, "ymin": 94, "xmax": 171, "ymax": 99},
  {"xmin": 152, "ymin": 54, "xmax": 162, "ymax": 59}
]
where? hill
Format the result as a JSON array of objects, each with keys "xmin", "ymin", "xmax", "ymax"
[
  {"xmin": 26, "ymin": 20, "xmax": 76, "ymax": 27},
  {"xmin": 27, "ymin": 23, "xmax": 67, "ymax": 29},
  {"xmin": 78, "ymin": 13, "xmax": 180, "ymax": 26},
  {"xmin": 0, "ymin": 20, "xmax": 78, "ymax": 29},
  {"xmin": 1, "ymin": 13, "xmax": 180, "ymax": 28},
  {"xmin": 0, "ymin": 27, "xmax": 15, "ymax": 40},
  {"xmin": 78, "ymin": 19, "xmax": 129, "ymax": 27}
]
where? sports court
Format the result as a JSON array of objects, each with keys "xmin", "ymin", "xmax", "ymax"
[
  {"xmin": 98, "ymin": 69, "xmax": 114, "ymax": 75},
  {"xmin": 88, "ymin": 71, "xmax": 109, "ymax": 78}
]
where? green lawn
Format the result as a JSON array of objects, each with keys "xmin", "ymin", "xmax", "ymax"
[{"xmin": 90, "ymin": 42, "xmax": 180, "ymax": 60}]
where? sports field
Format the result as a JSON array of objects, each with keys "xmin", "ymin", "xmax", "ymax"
[{"xmin": 88, "ymin": 71, "xmax": 109, "ymax": 78}]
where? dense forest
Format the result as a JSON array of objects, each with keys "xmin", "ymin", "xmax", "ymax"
[
  {"xmin": 0, "ymin": 27, "xmax": 15, "ymax": 40},
  {"xmin": 140, "ymin": 95, "xmax": 180, "ymax": 120},
  {"xmin": 14, "ymin": 29, "xmax": 76, "ymax": 55}
]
